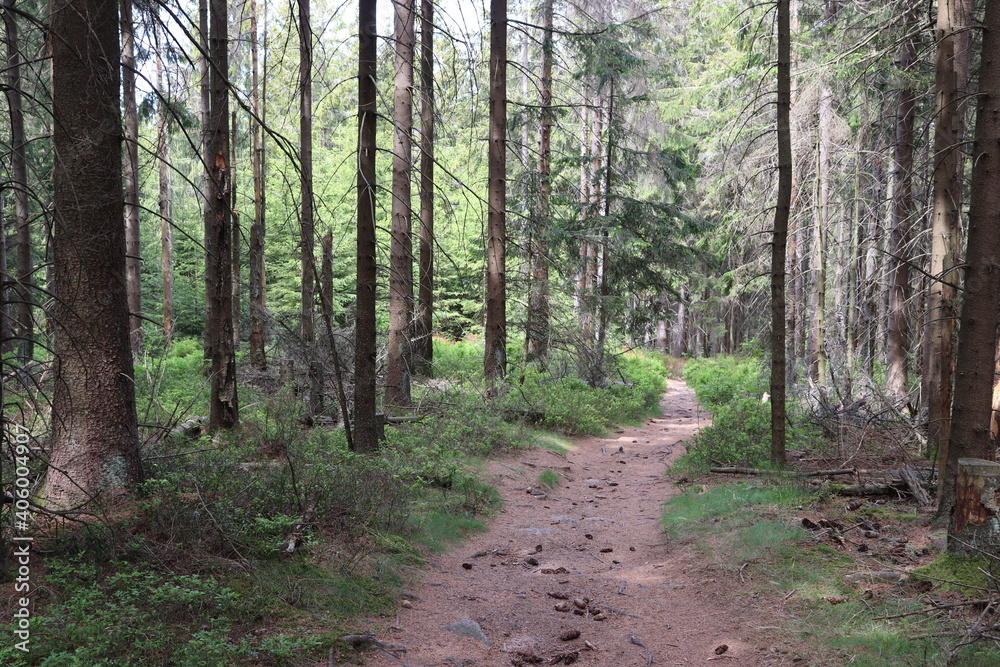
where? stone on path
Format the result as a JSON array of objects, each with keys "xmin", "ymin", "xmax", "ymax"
[{"xmin": 442, "ymin": 619, "xmax": 490, "ymax": 646}]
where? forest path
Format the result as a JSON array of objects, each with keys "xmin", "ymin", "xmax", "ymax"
[{"xmin": 357, "ymin": 381, "xmax": 795, "ymax": 666}]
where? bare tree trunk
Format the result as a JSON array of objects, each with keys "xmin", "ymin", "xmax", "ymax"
[
  {"xmin": 770, "ymin": 0, "xmax": 792, "ymax": 466},
  {"xmin": 354, "ymin": 0, "xmax": 379, "ymax": 452},
  {"xmin": 930, "ymin": 0, "xmax": 964, "ymax": 518},
  {"xmin": 46, "ymin": 0, "xmax": 143, "ymax": 509},
  {"xmin": 156, "ymin": 18, "xmax": 174, "ymax": 344},
  {"xmin": 248, "ymin": 0, "xmax": 267, "ymax": 369},
  {"xmin": 3, "ymin": 0, "xmax": 32, "ymax": 361},
  {"xmin": 808, "ymin": 86, "xmax": 831, "ymax": 388},
  {"xmin": 886, "ymin": 6, "xmax": 918, "ymax": 401},
  {"xmin": 298, "ymin": 0, "xmax": 321, "ymax": 418},
  {"xmin": 386, "ymin": 0, "xmax": 415, "ymax": 407},
  {"xmin": 483, "ymin": 0, "xmax": 507, "ymax": 387},
  {"xmin": 320, "ymin": 230, "xmax": 333, "ymax": 327},
  {"xmin": 946, "ymin": 0, "xmax": 1000, "ymax": 536},
  {"xmin": 412, "ymin": 0, "xmax": 434, "ymax": 376},
  {"xmin": 200, "ymin": 0, "xmax": 212, "ymax": 368},
  {"xmin": 122, "ymin": 0, "xmax": 142, "ymax": 353},
  {"xmin": 526, "ymin": 0, "xmax": 553, "ymax": 365},
  {"xmin": 205, "ymin": 0, "xmax": 238, "ymax": 429}
]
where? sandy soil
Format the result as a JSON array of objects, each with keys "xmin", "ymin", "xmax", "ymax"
[{"xmin": 356, "ymin": 381, "xmax": 804, "ymax": 666}]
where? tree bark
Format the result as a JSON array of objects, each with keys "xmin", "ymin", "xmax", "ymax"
[
  {"xmin": 386, "ymin": 0, "xmax": 415, "ymax": 407},
  {"xmin": 526, "ymin": 0, "xmax": 553, "ymax": 365},
  {"xmin": 944, "ymin": 0, "xmax": 1000, "ymax": 527},
  {"xmin": 3, "ymin": 0, "xmax": 32, "ymax": 361},
  {"xmin": 808, "ymin": 88, "xmax": 830, "ymax": 388},
  {"xmin": 930, "ymin": 0, "xmax": 964, "ymax": 518},
  {"xmin": 770, "ymin": 0, "xmax": 792, "ymax": 466},
  {"xmin": 484, "ymin": 0, "xmax": 507, "ymax": 388},
  {"xmin": 299, "ymin": 0, "xmax": 321, "ymax": 418},
  {"xmin": 354, "ymin": 0, "xmax": 379, "ymax": 452},
  {"xmin": 413, "ymin": 0, "xmax": 434, "ymax": 376},
  {"xmin": 886, "ymin": 5, "xmax": 918, "ymax": 401},
  {"xmin": 156, "ymin": 18, "xmax": 174, "ymax": 344},
  {"xmin": 248, "ymin": 0, "xmax": 267, "ymax": 369},
  {"xmin": 205, "ymin": 0, "xmax": 238, "ymax": 429},
  {"xmin": 46, "ymin": 0, "xmax": 143, "ymax": 509},
  {"xmin": 121, "ymin": 0, "xmax": 142, "ymax": 353}
]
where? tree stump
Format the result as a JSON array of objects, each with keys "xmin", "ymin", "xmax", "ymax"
[{"xmin": 948, "ymin": 458, "xmax": 1000, "ymax": 556}]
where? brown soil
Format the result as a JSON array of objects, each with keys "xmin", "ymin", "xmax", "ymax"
[{"xmin": 354, "ymin": 381, "xmax": 805, "ymax": 666}]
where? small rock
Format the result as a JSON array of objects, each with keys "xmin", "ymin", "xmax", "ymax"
[
  {"xmin": 443, "ymin": 619, "xmax": 490, "ymax": 646},
  {"xmin": 554, "ymin": 602, "xmax": 572, "ymax": 612},
  {"xmin": 715, "ymin": 644, "xmax": 729, "ymax": 655},
  {"xmin": 560, "ymin": 629, "xmax": 581, "ymax": 641},
  {"xmin": 592, "ymin": 612, "xmax": 607, "ymax": 621},
  {"xmin": 401, "ymin": 600, "xmax": 413, "ymax": 609}
]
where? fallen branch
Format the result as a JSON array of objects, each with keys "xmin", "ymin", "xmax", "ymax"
[
  {"xmin": 874, "ymin": 599, "xmax": 990, "ymax": 621},
  {"xmin": 710, "ymin": 467, "xmax": 855, "ymax": 477},
  {"xmin": 899, "ymin": 464, "xmax": 932, "ymax": 506}
]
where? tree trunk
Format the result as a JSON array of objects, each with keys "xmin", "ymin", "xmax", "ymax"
[
  {"xmin": 205, "ymin": 0, "xmax": 238, "ymax": 429},
  {"xmin": 413, "ymin": 0, "xmax": 434, "ymax": 376},
  {"xmin": 770, "ymin": 0, "xmax": 792, "ymax": 466},
  {"xmin": 386, "ymin": 0, "xmax": 415, "ymax": 407},
  {"xmin": 886, "ymin": 5, "xmax": 918, "ymax": 401},
  {"xmin": 483, "ymin": 0, "xmax": 507, "ymax": 387},
  {"xmin": 944, "ymin": 0, "xmax": 1000, "ymax": 529},
  {"xmin": 526, "ymin": 0, "xmax": 553, "ymax": 365},
  {"xmin": 320, "ymin": 230, "xmax": 333, "ymax": 327},
  {"xmin": 248, "ymin": 0, "xmax": 267, "ymax": 369},
  {"xmin": 121, "ymin": 0, "xmax": 142, "ymax": 353},
  {"xmin": 299, "ymin": 0, "xmax": 321, "ymax": 418},
  {"xmin": 3, "ymin": 0, "xmax": 32, "ymax": 361},
  {"xmin": 156, "ymin": 18, "xmax": 174, "ymax": 344},
  {"xmin": 199, "ymin": 0, "xmax": 212, "ymax": 368},
  {"xmin": 231, "ymin": 111, "xmax": 240, "ymax": 348},
  {"xmin": 808, "ymin": 87, "xmax": 831, "ymax": 388},
  {"xmin": 46, "ymin": 0, "xmax": 143, "ymax": 509},
  {"xmin": 930, "ymin": 0, "xmax": 964, "ymax": 518},
  {"xmin": 354, "ymin": 0, "xmax": 379, "ymax": 452}
]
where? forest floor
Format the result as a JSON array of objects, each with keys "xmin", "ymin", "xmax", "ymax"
[{"xmin": 343, "ymin": 381, "xmax": 815, "ymax": 666}]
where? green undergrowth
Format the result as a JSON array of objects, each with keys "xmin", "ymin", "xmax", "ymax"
[
  {"xmin": 2, "ymin": 340, "xmax": 668, "ymax": 666},
  {"xmin": 662, "ymin": 481, "xmax": 1000, "ymax": 665},
  {"xmin": 674, "ymin": 354, "xmax": 819, "ymax": 473}
]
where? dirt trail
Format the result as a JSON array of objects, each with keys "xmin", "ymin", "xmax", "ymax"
[{"xmin": 360, "ymin": 381, "xmax": 791, "ymax": 666}]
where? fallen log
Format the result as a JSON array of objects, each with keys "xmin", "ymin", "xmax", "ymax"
[
  {"xmin": 709, "ymin": 467, "xmax": 855, "ymax": 477},
  {"xmin": 829, "ymin": 483, "xmax": 898, "ymax": 497},
  {"xmin": 899, "ymin": 464, "xmax": 932, "ymax": 506}
]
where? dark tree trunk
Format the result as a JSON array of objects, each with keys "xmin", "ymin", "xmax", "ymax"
[
  {"xmin": 770, "ymin": 0, "xmax": 791, "ymax": 466},
  {"xmin": 354, "ymin": 0, "xmax": 379, "ymax": 452},
  {"xmin": 45, "ymin": 0, "xmax": 143, "ymax": 509},
  {"xmin": 886, "ymin": 5, "xmax": 918, "ymax": 401},
  {"xmin": 205, "ymin": 0, "xmax": 238, "ymax": 429},
  {"xmin": 248, "ymin": 0, "xmax": 267, "ymax": 370},
  {"xmin": 413, "ymin": 0, "xmax": 434, "ymax": 376},
  {"xmin": 930, "ymin": 0, "xmax": 965, "ymax": 518},
  {"xmin": 231, "ymin": 111, "xmax": 240, "ymax": 348},
  {"xmin": 484, "ymin": 0, "xmax": 507, "ymax": 387},
  {"xmin": 299, "ymin": 0, "xmax": 321, "ymax": 418},
  {"xmin": 944, "ymin": 0, "xmax": 1000, "ymax": 531},
  {"xmin": 386, "ymin": 0, "xmax": 415, "ymax": 407},
  {"xmin": 526, "ymin": 0, "xmax": 553, "ymax": 365},
  {"xmin": 3, "ymin": 0, "xmax": 32, "ymax": 361}
]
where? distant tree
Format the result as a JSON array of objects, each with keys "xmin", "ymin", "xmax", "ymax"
[
  {"xmin": 122, "ymin": 0, "xmax": 142, "ymax": 353},
  {"xmin": 45, "ymin": 0, "xmax": 143, "ymax": 508},
  {"xmin": 155, "ymin": 17, "xmax": 174, "ymax": 344},
  {"xmin": 412, "ymin": 0, "xmax": 434, "ymax": 376},
  {"xmin": 354, "ymin": 0, "xmax": 379, "ymax": 452},
  {"xmin": 3, "ymin": 0, "xmax": 33, "ymax": 361},
  {"xmin": 386, "ymin": 0, "xmax": 415, "ymax": 406},
  {"xmin": 526, "ymin": 0, "xmax": 553, "ymax": 365},
  {"xmin": 484, "ymin": 0, "xmax": 507, "ymax": 387},
  {"xmin": 248, "ymin": 0, "xmax": 267, "ymax": 369}
]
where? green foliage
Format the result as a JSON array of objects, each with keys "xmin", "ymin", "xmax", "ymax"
[
  {"xmin": 661, "ymin": 483, "xmax": 813, "ymax": 539},
  {"xmin": 677, "ymin": 354, "xmax": 818, "ymax": 471},
  {"xmin": 133, "ymin": 337, "xmax": 209, "ymax": 424},
  {"xmin": 0, "ymin": 559, "xmax": 318, "ymax": 666},
  {"xmin": 536, "ymin": 469, "xmax": 561, "ymax": 488},
  {"xmin": 503, "ymin": 351, "xmax": 666, "ymax": 435},
  {"xmin": 910, "ymin": 553, "xmax": 993, "ymax": 596}
]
